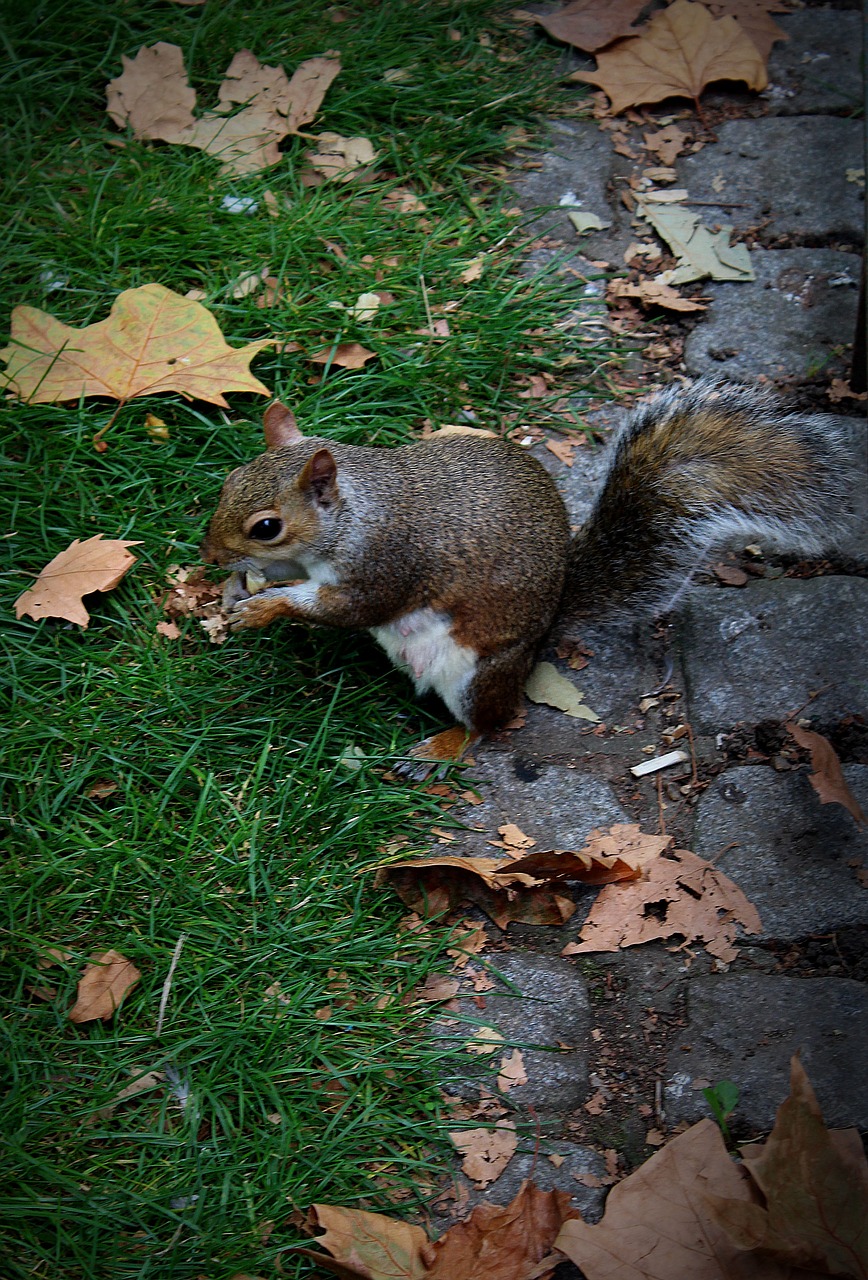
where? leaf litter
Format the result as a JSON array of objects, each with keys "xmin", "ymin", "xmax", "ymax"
[
  {"xmin": 67, "ymin": 949, "xmax": 142, "ymax": 1023},
  {"xmin": 106, "ymin": 43, "xmax": 341, "ymax": 176}
]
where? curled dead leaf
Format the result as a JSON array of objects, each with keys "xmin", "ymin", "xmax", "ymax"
[{"xmin": 68, "ymin": 949, "xmax": 142, "ymax": 1023}]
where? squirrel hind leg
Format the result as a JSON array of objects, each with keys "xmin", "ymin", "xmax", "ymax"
[{"xmin": 461, "ymin": 642, "xmax": 538, "ymax": 735}]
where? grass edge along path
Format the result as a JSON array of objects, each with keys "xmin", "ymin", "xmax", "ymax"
[{"xmin": 1, "ymin": 1, "xmax": 615, "ymax": 1275}]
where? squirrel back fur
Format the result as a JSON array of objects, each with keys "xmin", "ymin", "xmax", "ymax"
[{"xmin": 202, "ymin": 381, "xmax": 852, "ymax": 735}]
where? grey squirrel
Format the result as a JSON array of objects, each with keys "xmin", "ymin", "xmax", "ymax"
[{"xmin": 201, "ymin": 379, "xmax": 851, "ymax": 735}]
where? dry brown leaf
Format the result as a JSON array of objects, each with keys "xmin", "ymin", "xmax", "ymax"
[
  {"xmin": 705, "ymin": 0, "xmax": 789, "ymax": 61},
  {"xmin": 380, "ymin": 824, "xmax": 666, "ymax": 930},
  {"xmin": 94, "ymin": 1068, "xmax": 165, "ymax": 1122},
  {"xmin": 643, "ymin": 124, "xmax": 690, "ymax": 166},
  {"xmin": 564, "ymin": 845, "xmax": 761, "ymax": 963},
  {"xmin": 607, "ymin": 278, "xmax": 708, "ymax": 312},
  {"xmin": 497, "ymin": 1049, "xmax": 529, "ymax": 1093},
  {"xmin": 306, "ymin": 1204, "xmax": 429, "ymax": 1278},
  {"xmin": 412, "ymin": 974, "xmax": 460, "ymax": 1005},
  {"xmin": 68, "ymin": 949, "xmax": 141, "ymax": 1023},
  {"xmin": 0, "ymin": 283, "xmax": 272, "ymax": 409},
  {"xmin": 450, "ymin": 1120, "xmax": 517, "ymax": 1186},
  {"xmin": 15, "ymin": 536, "xmax": 140, "ymax": 627},
  {"xmin": 555, "ymin": 1118, "xmax": 803, "ymax": 1279},
  {"xmin": 378, "ymin": 854, "xmax": 574, "ymax": 930},
  {"xmin": 508, "ymin": 824, "xmax": 672, "ymax": 886},
  {"xmin": 572, "ymin": 0, "xmax": 768, "ymax": 114},
  {"xmin": 309, "ymin": 341, "xmax": 377, "ymax": 370},
  {"xmin": 708, "ymin": 1057, "xmax": 868, "ymax": 1277},
  {"xmin": 304, "ymin": 132, "xmax": 378, "ymax": 183},
  {"xmin": 302, "ymin": 1181, "xmax": 579, "ymax": 1280},
  {"xmin": 535, "ymin": 0, "xmax": 648, "ymax": 52},
  {"xmin": 787, "ymin": 722, "xmax": 866, "ymax": 828},
  {"xmin": 545, "ymin": 438, "xmax": 579, "ymax": 467},
  {"xmin": 106, "ymin": 43, "xmax": 340, "ymax": 177},
  {"xmin": 426, "ymin": 1180, "xmax": 579, "ymax": 1278}
]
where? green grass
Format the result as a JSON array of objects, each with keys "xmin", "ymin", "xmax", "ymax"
[{"xmin": 0, "ymin": 1, "xmax": 613, "ymax": 1275}]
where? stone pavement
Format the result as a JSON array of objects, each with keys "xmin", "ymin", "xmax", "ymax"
[{"xmin": 430, "ymin": 5, "xmax": 867, "ymax": 1239}]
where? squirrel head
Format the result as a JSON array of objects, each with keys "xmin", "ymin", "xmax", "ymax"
[{"xmin": 200, "ymin": 402, "xmax": 341, "ymax": 577}]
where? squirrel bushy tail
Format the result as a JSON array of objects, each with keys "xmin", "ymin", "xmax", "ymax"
[{"xmin": 557, "ymin": 378, "xmax": 853, "ymax": 634}]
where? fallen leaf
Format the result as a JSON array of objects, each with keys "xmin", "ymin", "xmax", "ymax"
[
  {"xmin": 556, "ymin": 1118, "xmax": 788, "ymax": 1279},
  {"xmin": 563, "ymin": 845, "xmax": 761, "ymax": 963},
  {"xmin": 568, "ymin": 211, "xmax": 608, "ymax": 234},
  {"xmin": 450, "ymin": 1120, "xmax": 517, "ymax": 1186},
  {"xmin": 787, "ymin": 722, "xmax": 866, "ymax": 828},
  {"xmin": 309, "ymin": 341, "xmax": 377, "ymax": 370},
  {"xmin": 378, "ymin": 854, "xmax": 575, "ymax": 930},
  {"xmin": 497, "ymin": 1049, "xmax": 528, "ymax": 1093},
  {"xmin": 709, "ymin": 1056, "xmax": 868, "ymax": 1276},
  {"xmin": 607, "ymin": 279, "xmax": 708, "ymax": 312},
  {"xmin": 704, "ymin": 0, "xmax": 789, "ymax": 60},
  {"xmin": 304, "ymin": 132, "xmax": 378, "ymax": 183},
  {"xmin": 459, "ymin": 256, "xmax": 485, "ymax": 284},
  {"xmin": 545, "ymin": 438, "xmax": 579, "ymax": 466},
  {"xmin": 535, "ymin": 0, "xmax": 648, "ymax": 52},
  {"xmin": 411, "ymin": 975, "xmax": 461, "ymax": 1004},
  {"xmin": 15, "ymin": 536, "xmax": 140, "ymax": 627},
  {"xmin": 466, "ymin": 1026, "xmax": 504, "ymax": 1056},
  {"xmin": 509, "ymin": 825, "xmax": 672, "ymax": 886},
  {"xmin": 425, "ymin": 1181, "xmax": 579, "ymax": 1278},
  {"xmin": 106, "ymin": 43, "xmax": 340, "ymax": 177},
  {"xmin": 712, "ymin": 563, "xmax": 749, "ymax": 586},
  {"xmin": 525, "ymin": 662, "xmax": 600, "ymax": 721},
  {"xmin": 68, "ymin": 950, "xmax": 142, "ymax": 1023},
  {"xmin": 94, "ymin": 1068, "xmax": 165, "ymax": 1121},
  {"xmin": 156, "ymin": 619, "xmax": 182, "ymax": 639},
  {"xmin": 306, "ymin": 1203, "xmax": 429, "ymax": 1278},
  {"xmin": 572, "ymin": 0, "xmax": 768, "ymax": 114},
  {"xmin": 0, "ymin": 283, "xmax": 272, "ymax": 408},
  {"xmin": 495, "ymin": 823, "xmax": 536, "ymax": 851},
  {"xmin": 643, "ymin": 124, "xmax": 690, "ymax": 166},
  {"xmin": 634, "ymin": 195, "xmax": 754, "ymax": 285}
]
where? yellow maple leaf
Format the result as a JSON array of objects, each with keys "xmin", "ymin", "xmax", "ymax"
[
  {"xmin": 572, "ymin": 0, "xmax": 767, "ymax": 115},
  {"xmin": 0, "ymin": 283, "xmax": 272, "ymax": 408}
]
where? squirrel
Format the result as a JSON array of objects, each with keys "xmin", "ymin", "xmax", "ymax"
[{"xmin": 201, "ymin": 379, "xmax": 852, "ymax": 737}]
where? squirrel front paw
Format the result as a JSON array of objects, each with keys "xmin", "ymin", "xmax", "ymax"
[{"xmin": 228, "ymin": 589, "xmax": 297, "ymax": 632}]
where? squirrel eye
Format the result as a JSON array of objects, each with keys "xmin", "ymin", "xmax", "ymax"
[{"xmin": 248, "ymin": 517, "xmax": 283, "ymax": 542}]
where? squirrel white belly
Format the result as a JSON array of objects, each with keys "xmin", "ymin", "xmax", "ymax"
[{"xmin": 201, "ymin": 380, "xmax": 852, "ymax": 735}]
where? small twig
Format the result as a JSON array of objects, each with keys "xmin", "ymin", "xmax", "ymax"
[
  {"xmin": 419, "ymin": 273, "xmax": 435, "ymax": 333},
  {"xmin": 642, "ymin": 657, "xmax": 674, "ymax": 699},
  {"xmin": 685, "ymin": 721, "xmax": 699, "ymax": 786},
  {"xmin": 684, "ymin": 200, "xmax": 748, "ymax": 209},
  {"xmin": 656, "ymin": 773, "xmax": 667, "ymax": 836},
  {"xmin": 655, "ymin": 1078, "xmax": 665, "ymax": 1126},
  {"xmin": 156, "ymin": 932, "xmax": 187, "ymax": 1037}
]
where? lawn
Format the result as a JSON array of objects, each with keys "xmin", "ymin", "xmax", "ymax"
[{"xmin": 0, "ymin": 2, "xmax": 611, "ymax": 1274}]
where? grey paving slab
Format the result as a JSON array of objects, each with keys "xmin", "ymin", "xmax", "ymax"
[
  {"xmin": 442, "ymin": 951, "xmax": 593, "ymax": 1111},
  {"xmin": 675, "ymin": 118, "xmax": 864, "ymax": 243},
  {"xmin": 679, "ymin": 576, "xmax": 868, "ymax": 734},
  {"xmin": 693, "ymin": 765, "xmax": 868, "ymax": 939},
  {"xmin": 765, "ymin": 11, "xmax": 865, "ymax": 116},
  {"xmin": 448, "ymin": 751, "xmax": 627, "ymax": 851},
  {"xmin": 683, "ymin": 246, "xmax": 861, "ymax": 382},
  {"xmin": 664, "ymin": 973, "xmax": 868, "ymax": 1130},
  {"xmin": 429, "ymin": 1142, "xmax": 607, "ymax": 1233}
]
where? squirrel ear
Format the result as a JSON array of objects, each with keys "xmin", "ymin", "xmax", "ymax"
[
  {"xmin": 263, "ymin": 402, "xmax": 304, "ymax": 450},
  {"xmin": 299, "ymin": 448, "xmax": 339, "ymax": 508}
]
